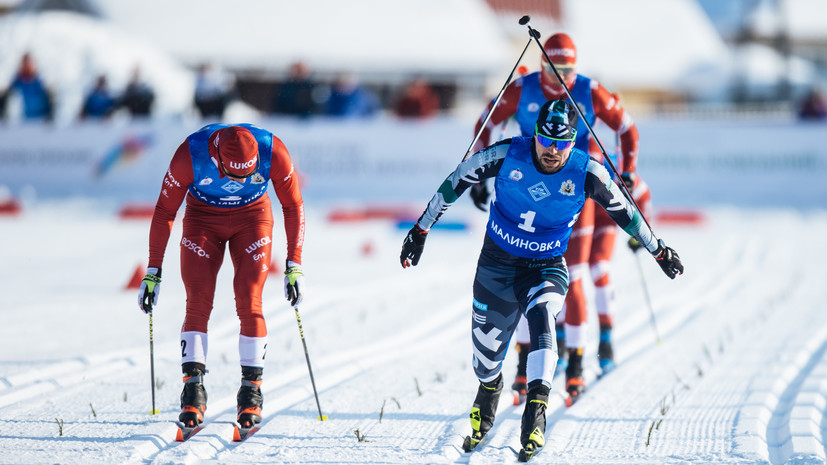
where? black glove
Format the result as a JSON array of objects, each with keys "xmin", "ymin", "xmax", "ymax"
[
  {"xmin": 627, "ymin": 237, "xmax": 643, "ymax": 253},
  {"xmin": 138, "ymin": 267, "xmax": 161, "ymax": 314},
  {"xmin": 469, "ymin": 183, "xmax": 490, "ymax": 212},
  {"xmin": 652, "ymin": 239, "xmax": 684, "ymax": 279},
  {"xmin": 620, "ymin": 172, "xmax": 637, "ymax": 190},
  {"xmin": 400, "ymin": 224, "xmax": 429, "ymax": 268}
]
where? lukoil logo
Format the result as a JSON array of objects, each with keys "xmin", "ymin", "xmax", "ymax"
[
  {"xmin": 245, "ymin": 236, "xmax": 272, "ymax": 254},
  {"xmin": 181, "ymin": 237, "xmax": 211, "ymax": 258},
  {"xmin": 230, "ymin": 159, "xmax": 256, "ymax": 170}
]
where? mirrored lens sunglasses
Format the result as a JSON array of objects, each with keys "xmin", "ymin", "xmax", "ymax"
[{"xmin": 535, "ymin": 134, "xmax": 575, "ymax": 150}]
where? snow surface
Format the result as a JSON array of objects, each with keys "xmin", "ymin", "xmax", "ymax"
[{"xmin": 2, "ymin": 199, "xmax": 827, "ymax": 464}]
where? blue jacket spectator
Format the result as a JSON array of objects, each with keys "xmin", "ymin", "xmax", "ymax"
[
  {"xmin": 81, "ymin": 75, "xmax": 116, "ymax": 119},
  {"xmin": 325, "ymin": 74, "xmax": 379, "ymax": 118},
  {"xmin": 7, "ymin": 53, "xmax": 52, "ymax": 121}
]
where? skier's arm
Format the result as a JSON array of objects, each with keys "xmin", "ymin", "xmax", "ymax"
[
  {"xmin": 140, "ymin": 142, "xmax": 192, "ymax": 313},
  {"xmin": 147, "ymin": 141, "xmax": 193, "ymax": 269},
  {"xmin": 268, "ymin": 135, "xmax": 304, "ymax": 265},
  {"xmin": 417, "ymin": 141, "xmax": 509, "ymax": 231},
  {"xmin": 471, "ymin": 82, "xmax": 523, "ymax": 153},
  {"xmin": 584, "ymin": 159, "xmax": 656, "ymax": 251},
  {"xmin": 585, "ymin": 159, "xmax": 683, "ymax": 278},
  {"xmin": 401, "ymin": 141, "xmax": 508, "ymax": 268},
  {"xmin": 590, "ymin": 81, "xmax": 639, "ymax": 174}
]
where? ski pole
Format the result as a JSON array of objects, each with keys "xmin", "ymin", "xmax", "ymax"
[
  {"xmin": 633, "ymin": 251, "xmax": 662, "ymax": 344},
  {"xmin": 148, "ymin": 312, "xmax": 160, "ymax": 414},
  {"xmin": 461, "ymin": 22, "xmax": 537, "ymax": 162},
  {"xmin": 520, "ymin": 16, "xmax": 653, "ymax": 234},
  {"xmin": 293, "ymin": 305, "xmax": 327, "ymax": 421}
]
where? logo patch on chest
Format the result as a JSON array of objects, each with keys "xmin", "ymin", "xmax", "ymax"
[
  {"xmin": 509, "ymin": 169, "xmax": 523, "ymax": 181},
  {"xmin": 559, "ymin": 180, "xmax": 575, "ymax": 196},
  {"xmin": 221, "ymin": 180, "xmax": 244, "ymax": 194},
  {"xmin": 528, "ymin": 182, "xmax": 551, "ymax": 201}
]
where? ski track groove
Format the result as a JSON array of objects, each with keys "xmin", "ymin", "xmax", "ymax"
[
  {"xmin": 537, "ymin": 219, "xmax": 807, "ymax": 464},
  {"xmin": 143, "ymin": 296, "xmax": 472, "ymax": 464},
  {"xmin": 4, "ymin": 208, "xmax": 827, "ymax": 464}
]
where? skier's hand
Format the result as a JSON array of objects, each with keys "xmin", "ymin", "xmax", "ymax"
[
  {"xmin": 627, "ymin": 237, "xmax": 643, "ymax": 253},
  {"xmin": 284, "ymin": 261, "xmax": 304, "ymax": 307},
  {"xmin": 652, "ymin": 239, "xmax": 684, "ymax": 279},
  {"xmin": 400, "ymin": 224, "xmax": 428, "ymax": 268},
  {"xmin": 469, "ymin": 183, "xmax": 490, "ymax": 212},
  {"xmin": 620, "ymin": 172, "xmax": 637, "ymax": 190},
  {"xmin": 138, "ymin": 267, "xmax": 161, "ymax": 314}
]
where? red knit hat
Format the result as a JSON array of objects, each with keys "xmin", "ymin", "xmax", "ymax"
[
  {"xmin": 543, "ymin": 33, "xmax": 577, "ymax": 67},
  {"xmin": 210, "ymin": 126, "xmax": 259, "ymax": 178}
]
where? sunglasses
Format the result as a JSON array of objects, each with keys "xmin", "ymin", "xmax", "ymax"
[
  {"xmin": 544, "ymin": 63, "xmax": 576, "ymax": 78},
  {"xmin": 535, "ymin": 134, "xmax": 575, "ymax": 150}
]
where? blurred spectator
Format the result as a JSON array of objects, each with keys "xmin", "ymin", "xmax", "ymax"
[
  {"xmin": 4, "ymin": 52, "xmax": 53, "ymax": 121},
  {"xmin": 798, "ymin": 89, "xmax": 827, "ymax": 121},
  {"xmin": 120, "ymin": 67, "xmax": 155, "ymax": 118},
  {"xmin": 80, "ymin": 74, "xmax": 117, "ymax": 120},
  {"xmin": 324, "ymin": 73, "xmax": 379, "ymax": 118},
  {"xmin": 272, "ymin": 61, "xmax": 318, "ymax": 118},
  {"xmin": 194, "ymin": 62, "xmax": 236, "ymax": 120},
  {"xmin": 393, "ymin": 78, "xmax": 439, "ymax": 118}
]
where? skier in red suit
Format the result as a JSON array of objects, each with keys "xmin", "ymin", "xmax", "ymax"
[
  {"xmin": 469, "ymin": 33, "xmax": 651, "ymax": 404},
  {"xmin": 137, "ymin": 124, "xmax": 305, "ymax": 429}
]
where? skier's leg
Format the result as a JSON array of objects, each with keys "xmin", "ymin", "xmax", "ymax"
[
  {"xmin": 179, "ymin": 213, "xmax": 226, "ymax": 424},
  {"xmin": 463, "ymin": 257, "xmax": 520, "ymax": 450},
  {"xmin": 591, "ymin": 207, "xmax": 617, "ymax": 373},
  {"xmin": 562, "ymin": 200, "xmax": 593, "ymax": 402},
  {"xmin": 228, "ymin": 204, "xmax": 274, "ymax": 426},
  {"xmin": 512, "ymin": 315, "xmax": 530, "ymax": 397},
  {"xmin": 516, "ymin": 259, "xmax": 568, "ymax": 452}
]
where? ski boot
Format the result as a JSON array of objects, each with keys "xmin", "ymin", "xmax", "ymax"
[
  {"xmin": 597, "ymin": 323, "xmax": 615, "ymax": 377},
  {"xmin": 179, "ymin": 362, "xmax": 207, "ymax": 427},
  {"xmin": 512, "ymin": 342, "xmax": 530, "ymax": 405},
  {"xmin": 461, "ymin": 374, "xmax": 503, "ymax": 452},
  {"xmin": 556, "ymin": 324, "xmax": 568, "ymax": 372},
  {"xmin": 518, "ymin": 384, "xmax": 549, "ymax": 462},
  {"xmin": 564, "ymin": 348, "xmax": 587, "ymax": 407},
  {"xmin": 236, "ymin": 366, "xmax": 264, "ymax": 428}
]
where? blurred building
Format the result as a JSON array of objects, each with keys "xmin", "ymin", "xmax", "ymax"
[
  {"xmin": 484, "ymin": 0, "xmax": 827, "ymax": 115},
  {"xmin": 2, "ymin": 0, "xmax": 825, "ymax": 120},
  {"xmin": 4, "ymin": 0, "xmax": 512, "ymax": 118}
]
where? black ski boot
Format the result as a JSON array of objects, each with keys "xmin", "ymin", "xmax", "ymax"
[
  {"xmin": 518, "ymin": 384, "xmax": 550, "ymax": 462},
  {"xmin": 565, "ymin": 348, "xmax": 586, "ymax": 407},
  {"xmin": 512, "ymin": 343, "xmax": 530, "ymax": 405},
  {"xmin": 462, "ymin": 373, "xmax": 503, "ymax": 452},
  {"xmin": 179, "ymin": 362, "xmax": 207, "ymax": 427},
  {"xmin": 597, "ymin": 323, "xmax": 615, "ymax": 376},
  {"xmin": 236, "ymin": 366, "xmax": 264, "ymax": 428}
]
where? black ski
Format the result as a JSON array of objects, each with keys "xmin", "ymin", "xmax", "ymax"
[
  {"xmin": 175, "ymin": 421, "xmax": 204, "ymax": 441},
  {"xmin": 232, "ymin": 422, "xmax": 260, "ymax": 442},
  {"xmin": 517, "ymin": 442, "xmax": 544, "ymax": 462}
]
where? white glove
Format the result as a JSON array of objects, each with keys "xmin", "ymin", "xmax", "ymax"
[{"xmin": 283, "ymin": 261, "xmax": 304, "ymax": 307}]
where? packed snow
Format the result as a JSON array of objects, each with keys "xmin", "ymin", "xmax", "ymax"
[{"xmin": 2, "ymin": 198, "xmax": 827, "ymax": 464}]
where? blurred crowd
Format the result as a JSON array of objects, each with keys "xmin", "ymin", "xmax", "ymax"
[{"xmin": 0, "ymin": 54, "xmax": 448, "ymax": 124}]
